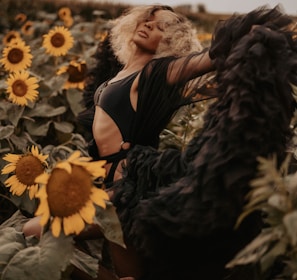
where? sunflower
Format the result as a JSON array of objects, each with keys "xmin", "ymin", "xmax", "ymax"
[
  {"xmin": 58, "ymin": 7, "xmax": 72, "ymax": 20},
  {"xmin": 2, "ymin": 31, "xmax": 21, "ymax": 46},
  {"xmin": 1, "ymin": 146, "xmax": 48, "ymax": 199},
  {"xmin": 15, "ymin": 13, "xmax": 27, "ymax": 24},
  {"xmin": 34, "ymin": 151, "xmax": 108, "ymax": 237},
  {"xmin": 57, "ymin": 60, "xmax": 87, "ymax": 89},
  {"xmin": 0, "ymin": 39, "xmax": 32, "ymax": 72},
  {"xmin": 21, "ymin": 21, "xmax": 34, "ymax": 36},
  {"xmin": 6, "ymin": 70, "xmax": 39, "ymax": 106},
  {"xmin": 42, "ymin": 26, "xmax": 74, "ymax": 57}
]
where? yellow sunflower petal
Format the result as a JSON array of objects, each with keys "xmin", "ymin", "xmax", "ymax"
[
  {"xmin": 35, "ymin": 206, "xmax": 50, "ymax": 226},
  {"xmin": 4, "ymin": 175, "xmax": 16, "ymax": 187},
  {"xmin": 28, "ymin": 184, "xmax": 38, "ymax": 199},
  {"xmin": 77, "ymin": 82, "xmax": 85, "ymax": 90},
  {"xmin": 26, "ymin": 77, "xmax": 39, "ymax": 88},
  {"xmin": 90, "ymin": 187, "xmax": 109, "ymax": 209},
  {"xmin": 31, "ymin": 145, "xmax": 38, "ymax": 155},
  {"xmin": 56, "ymin": 65, "xmax": 68, "ymax": 75},
  {"xmin": 38, "ymin": 210, "xmax": 50, "ymax": 226},
  {"xmin": 63, "ymin": 213, "xmax": 85, "ymax": 236},
  {"xmin": 2, "ymin": 153, "xmax": 21, "ymax": 163},
  {"xmin": 35, "ymin": 185, "xmax": 48, "ymax": 200},
  {"xmin": 35, "ymin": 186, "xmax": 50, "ymax": 226},
  {"xmin": 68, "ymin": 150, "xmax": 82, "ymax": 162},
  {"xmin": 56, "ymin": 161, "xmax": 72, "ymax": 174},
  {"xmin": 79, "ymin": 200, "xmax": 95, "ymax": 224},
  {"xmin": 31, "ymin": 146, "xmax": 48, "ymax": 166},
  {"xmin": 64, "ymin": 17, "xmax": 74, "ymax": 28},
  {"xmin": 5, "ymin": 176, "xmax": 26, "ymax": 196},
  {"xmin": 34, "ymin": 172, "xmax": 50, "ymax": 185},
  {"xmin": 83, "ymin": 161, "xmax": 106, "ymax": 178},
  {"xmin": 51, "ymin": 216, "xmax": 62, "ymax": 237},
  {"xmin": 1, "ymin": 163, "xmax": 17, "ymax": 174}
]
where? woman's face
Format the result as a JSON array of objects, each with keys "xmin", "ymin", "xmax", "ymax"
[{"xmin": 133, "ymin": 9, "xmax": 178, "ymax": 54}]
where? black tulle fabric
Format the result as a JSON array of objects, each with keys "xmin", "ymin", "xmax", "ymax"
[
  {"xmin": 111, "ymin": 6, "xmax": 297, "ymax": 280},
  {"xmin": 131, "ymin": 51, "xmax": 212, "ymax": 148}
]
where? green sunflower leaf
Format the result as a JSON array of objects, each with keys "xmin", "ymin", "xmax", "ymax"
[
  {"xmin": 1, "ymin": 231, "xmax": 74, "ymax": 280},
  {"xmin": 0, "ymin": 228, "xmax": 26, "ymax": 275},
  {"xmin": 94, "ymin": 202, "xmax": 125, "ymax": 248},
  {"xmin": 7, "ymin": 104, "xmax": 24, "ymax": 126},
  {"xmin": 53, "ymin": 121, "xmax": 74, "ymax": 133},
  {"xmin": 24, "ymin": 120, "xmax": 52, "ymax": 136},
  {"xmin": 26, "ymin": 104, "xmax": 66, "ymax": 118},
  {"xmin": 0, "ymin": 125, "xmax": 14, "ymax": 139},
  {"xmin": 66, "ymin": 89, "xmax": 84, "ymax": 116}
]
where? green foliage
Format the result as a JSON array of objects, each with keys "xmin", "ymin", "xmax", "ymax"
[
  {"xmin": 0, "ymin": 2, "xmax": 131, "ymax": 278},
  {"xmin": 5, "ymin": 1, "xmax": 297, "ymax": 279},
  {"xmin": 227, "ymin": 153, "xmax": 297, "ymax": 279},
  {"xmin": 0, "ymin": 227, "xmax": 74, "ymax": 280}
]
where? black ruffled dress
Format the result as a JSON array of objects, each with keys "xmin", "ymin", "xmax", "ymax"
[{"xmin": 111, "ymin": 6, "xmax": 297, "ymax": 280}]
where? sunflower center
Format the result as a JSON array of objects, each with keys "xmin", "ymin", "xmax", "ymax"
[
  {"xmin": 51, "ymin": 32, "xmax": 65, "ymax": 48},
  {"xmin": 24, "ymin": 23, "xmax": 33, "ymax": 32},
  {"xmin": 8, "ymin": 48, "xmax": 24, "ymax": 64},
  {"xmin": 46, "ymin": 165, "xmax": 92, "ymax": 217},
  {"xmin": 15, "ymin": 155, "xmax": 45, "ymax": 186},
  {"xmin": 68, "ymin": 64, "xmax": 87, "ymax": 82},
  {"xmin": 12, "ymin": 80, "xmax": 28, "ymax": 97}
]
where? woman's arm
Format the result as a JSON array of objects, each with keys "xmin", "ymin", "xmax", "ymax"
[{"xmin": 166, "ymin": 49, "xmax": 215, "ymax": 85}]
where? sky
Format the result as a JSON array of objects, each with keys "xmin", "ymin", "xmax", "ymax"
[{"xmin": 108, "ymin": 0, "xmax": 297, "ymax": 15}]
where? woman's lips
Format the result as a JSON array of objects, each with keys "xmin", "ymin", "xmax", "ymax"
[{"xmin": 137, "ymin": 30, "xmax": 148, "ymax": 38}]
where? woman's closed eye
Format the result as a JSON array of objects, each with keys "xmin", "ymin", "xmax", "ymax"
[
  {"xmin": 144, "ymin": 18, "xmax": 167, "ymax": 31},
  {"xmin": 156, "ymin": 21, "xmax": 167, "ymax": 31}
]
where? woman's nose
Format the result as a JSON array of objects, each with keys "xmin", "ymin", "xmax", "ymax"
[{"xmin": 144, "ymin": 21, "xmax": 153, "ymax": 30}]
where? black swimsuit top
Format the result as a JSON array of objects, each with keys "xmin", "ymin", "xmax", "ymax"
[{"xmin": 94, "ymin": 72, "xmax": 139, "ymax": 142}]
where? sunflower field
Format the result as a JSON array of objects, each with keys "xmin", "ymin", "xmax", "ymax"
[
  {"xmin": 0, "ymin": 0, "xmax": 138, "ymax": 278},
  {"xmin": 0, "ymin": 0, "xmax": 217, "ymax": 279},
  {"xmin": 1, "ymin": 0, "xmax": 297, "ymax": 279}
]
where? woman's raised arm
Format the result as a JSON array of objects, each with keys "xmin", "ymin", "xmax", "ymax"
[{"xmin": 166, "ymin": 50, "xmax": 214, "ymax": 85}]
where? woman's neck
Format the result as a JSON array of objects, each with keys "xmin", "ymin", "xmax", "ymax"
[
  {"xmin": 111, "ymin": 52, "xmax": 153, "ymax": 82},
  {"xmin": 124, "ymin": 51, "xmax": 154, "ymax": 72}
]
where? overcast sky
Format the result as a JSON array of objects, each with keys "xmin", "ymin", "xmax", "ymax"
[{"xmin": 110, "ymin": 0, "xmax": 296, "ymax": 15}]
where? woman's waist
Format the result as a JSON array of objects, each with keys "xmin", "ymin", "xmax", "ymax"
[
  {"xmin": 88, "ymin": 138, "xmax": 130, "ymax": 162},
  {"xmin": 100, "ymin": 149, "xmax": 129, "ymax": 163}
]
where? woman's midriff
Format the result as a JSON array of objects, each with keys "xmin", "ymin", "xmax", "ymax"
[{"xmin": 92, "ymin": 106, "xmax": 127, "ymax": 181}]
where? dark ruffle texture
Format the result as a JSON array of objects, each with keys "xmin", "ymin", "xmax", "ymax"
[{"xmin": 112, "ymin": 5, "xmax": 297, "ymax": 280}]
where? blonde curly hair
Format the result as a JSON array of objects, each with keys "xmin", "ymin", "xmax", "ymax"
[{"xmin": 109, "ymin": 5, "xmax": 202, "ymax": 64}]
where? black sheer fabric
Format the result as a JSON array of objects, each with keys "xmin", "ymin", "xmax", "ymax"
[
  {"xmin": 112, "ymin": 5, "xmax": 297, "ymax": 280},
  {"xmin": 132, "ymin": 49, "xmax": 214, "ymax": 148}
]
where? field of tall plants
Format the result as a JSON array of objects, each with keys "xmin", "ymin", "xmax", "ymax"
[
  {"xmin": 1, "ymin": 0, "xmax": 297, "ymax": 279},
  {"xmin": 0, "ymin": 1, "xmax": 217, "ymax": 279}
]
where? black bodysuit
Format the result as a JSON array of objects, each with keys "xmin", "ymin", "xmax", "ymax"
[
  {"xmin": 92, "ymin": 71, "xmax": 138, "ymax": 183},
  {"xmin": 94, "ymin": 71, "xmax": 138, "ymax": 142},
  {"xmin": 91, "ymin": 53, "xmax": 211, "ymax": 184}
]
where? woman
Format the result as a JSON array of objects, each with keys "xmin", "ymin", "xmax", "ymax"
[
  {"xmin": 85, "ymin": 5, "xmax": 215, "ymax": 185},
  {"xmin": 24, "ymin": 5, "xmax": 215, "ymax": 280},
  {"xmin": 83, "ymin": 4, "xmax": 297, "ymax": 280},
  {"xmin": 71, "ymin": 5, "xmax": 216, "ymax": 279}
]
